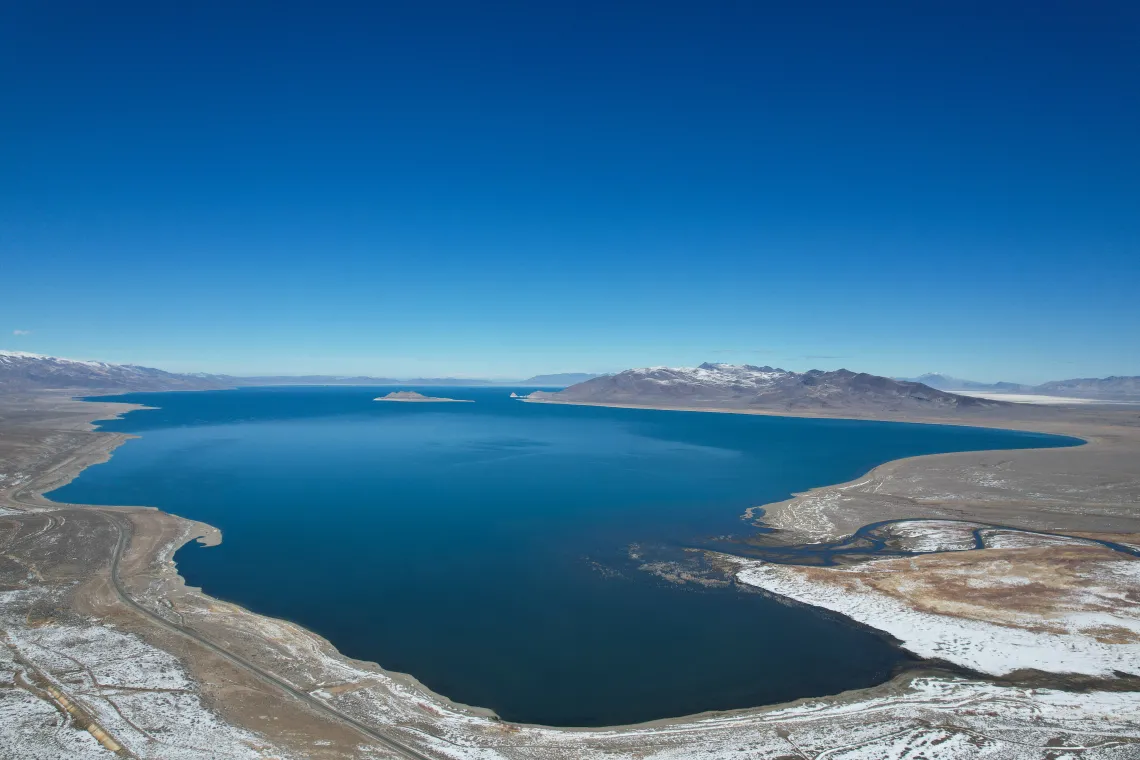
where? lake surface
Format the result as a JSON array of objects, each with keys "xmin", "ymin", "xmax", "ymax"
[{"xmin": 53, "ymin": 386, "xmax": 1077, "ymax": 726}]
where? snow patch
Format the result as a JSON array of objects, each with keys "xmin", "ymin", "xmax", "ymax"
[{"xmin": 734, "ymin": 559, "xmax": 1140, "ymax": 677}]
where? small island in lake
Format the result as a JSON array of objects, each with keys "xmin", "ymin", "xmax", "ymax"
[{"xmin": 374, "ymin": 390, "xmax": 472, "ymax": 403}]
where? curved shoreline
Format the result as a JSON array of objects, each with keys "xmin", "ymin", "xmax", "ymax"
[
  {"xmin": 6, "ymin": 410, "xmax": 504, "ymax": 721},
  {"xmin": 0, "ymin": 395, "xmax": 503, "ymax": 750},
  {"xmin": 3, "ymin": 390, "xmax": 1140, "ymax": 757},
  {"xmin": 522, "ymin": 396, "xmax": 1102, "ymax": 543},
  {"xmin": 49, "ymin": 396, "xmax": 1082, "ymax": 713},
  {"xmin": 743, "ymin": 429, "xmax": 1087, "ymax": 543},
  {"xmin": 56, "ymin": 395, "xmax": 937, "ymax": 727}
]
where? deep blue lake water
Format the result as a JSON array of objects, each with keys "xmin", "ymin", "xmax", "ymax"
[{"xmin": 53, "ymin": 386, "xmax": 1077, "ymax": 726}]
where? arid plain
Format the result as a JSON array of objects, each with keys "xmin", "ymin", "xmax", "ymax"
[{"xmin": 2, "ymin": 389, "xmax": 1139, "ymax": 759}]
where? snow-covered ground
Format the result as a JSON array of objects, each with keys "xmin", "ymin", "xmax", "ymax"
[
  {"xmin": 886, "ymin": 520, "xmax": 985, "ymax": 552},
  {"xmin": 980, "ymin": 529, "xmax": 1105, "ymax": 549},
  {"xmin": 4, "ymin": 560, "xmax": 1140, "ymax": 758},
  {"xmin": 421, "ymin": 678, "xmax": 1140, "ymax": 759},
  {"xmin": 5, "ymin": 500, "xmax": 1140, "ymax": 758},
  {"xmin": 0, "ymin": 641, "xmax": 108, "ymax": 760},
  {"xmin": 730, "ymin": 540, "xmax": 1140, "ymax": 678},
  {"xmin": 0, "ymin": 588, "xmax": 292, "ymax": 759},
  {"xmin": 615, "ymin": 363, "xmax": 793, "ymax": 390}
]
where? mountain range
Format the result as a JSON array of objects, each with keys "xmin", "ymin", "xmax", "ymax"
[
  {"xmin": 3, "ymin": 350, "xmax": 1136, "ymax": 403},
  {"xmin": 529, "ymin": 363, "xmax": 1001, "ymax": 413},
  {"xmin": 0, "ymin": 351, "xmax": 232, "ymax": 392},
  {"xmin": 899, "ymin": 372, "xmax": 1140, "ymax": 399},
  {"xmin": 0, "ymin": 351, "xmax": 596, "ymax": 392},
  {"xmin": 899, "ymin": 374, "xmax": 1028, "ymax": 393},
  {"xmin": 1033, "ymin": 376, "xmax": 1140, "ymax": 398}
]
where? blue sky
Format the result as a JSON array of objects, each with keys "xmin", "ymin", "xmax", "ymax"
[{"xmin": 2, "ymin": 1, "xmax": 1137, "ymax": 383}]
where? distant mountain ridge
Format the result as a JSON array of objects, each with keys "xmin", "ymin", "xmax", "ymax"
[
  {"xmin": 899, "ymin": 373, "xmax": 1029, "ymax": 393},
  {"xmin": 523, "ymin": 372, "xmax": 601, "ymax": 386},
  {"xmin": 0, "ymin": 354, "xmax": 504, "ymax": 391},
  {"xmin": 1034, "ymin": 376, "xmax": 1140, "ymax": 398},
  {"xmin": 5, "ymin": 350, "xmax": 1134, "ymax": 401},
  {"xmin": 529, "ymin": 363, "xmax": 1001, "ymax": 413},
  {"xmin": 0, "ymin": 351, "xmax": 232, "ymax": 392},
  {"xmin": 900, "ymin": 372, "xmax": 1140, "ymax": 399},
  {"xmin": 0, "ymin": 351, "xmax": 598, "ymax": 392}
]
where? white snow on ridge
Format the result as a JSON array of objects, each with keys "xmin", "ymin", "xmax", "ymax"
[
  {"xmin": 597, "ymin": 363, "xmax": 977, "ymax": 409},
  {"xmin": 0, "ymin": 350, "xmax": 51, "ymax": 359},
  {"xmin": 622, "ymin": 363, "xmax": 792, "ymax": 390},
  {"xmin": 0, "ymin": 349, "xmax": 215, "ymax": 388},
  {"xmin": 0, "ymin": 350, "xmax": 112, "ymax": 368}
]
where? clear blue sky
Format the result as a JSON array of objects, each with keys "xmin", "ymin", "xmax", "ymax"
[{"xmin": 2, "ymin": 1, "xmax": 1137, "ymax": 383}]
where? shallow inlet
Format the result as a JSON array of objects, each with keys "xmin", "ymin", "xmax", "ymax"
[{"xmin": 52, "ymin": 386, "xmax": 1078, "ymax": 726}]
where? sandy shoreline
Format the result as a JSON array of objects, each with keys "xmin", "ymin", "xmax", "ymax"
[{"xmin": 2, "ymin": 389, "xmax": 1139, "ymax": 757}]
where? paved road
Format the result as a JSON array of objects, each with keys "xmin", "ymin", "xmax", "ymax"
[
  {"xmin": 8, "ymin": 499, "xmax": 433, "ymax": 760},
  {"xmin": 98, "ymin": 510, "xmax": 440, "ymax": 760},
  {"xmin": 0, "ymin": 432, "xmax": 441, "ymax": 759},
  {"xmin": 98, "ymin": 509, "xmax": 440, "ymax": 760}
]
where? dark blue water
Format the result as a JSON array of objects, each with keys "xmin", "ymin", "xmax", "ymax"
[{"xmin": 53, "ymin": 386, "xmax": 1078, "ymax": 726}]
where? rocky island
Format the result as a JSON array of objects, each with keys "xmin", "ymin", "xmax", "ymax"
[{"xmin": 373, "ymin": 390, "xmax": 472, "ymax": 403}]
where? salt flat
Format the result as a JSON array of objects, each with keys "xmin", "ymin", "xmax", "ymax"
[{"xmin": 952, "ymin": 391, "xmax": 1137, "ymax": 405}]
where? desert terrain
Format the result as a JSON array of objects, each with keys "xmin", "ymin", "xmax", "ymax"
[{"xmin": 1, "ymin": 390, "xmax": 1139, "ymax": 758}]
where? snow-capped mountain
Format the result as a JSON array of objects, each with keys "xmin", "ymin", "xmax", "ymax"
[
  {"xmin": 530, "ymin": 363, "xmax": 1000, "ymax": 412},
  {"xmin": 0, "ymin": 351, "xmax": 232, "ymax": 392}
]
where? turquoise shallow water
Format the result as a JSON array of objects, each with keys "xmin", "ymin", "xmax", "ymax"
[{"xmin": 53, "ymin": 386, "xmax": 1078, "ymax": 726}]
